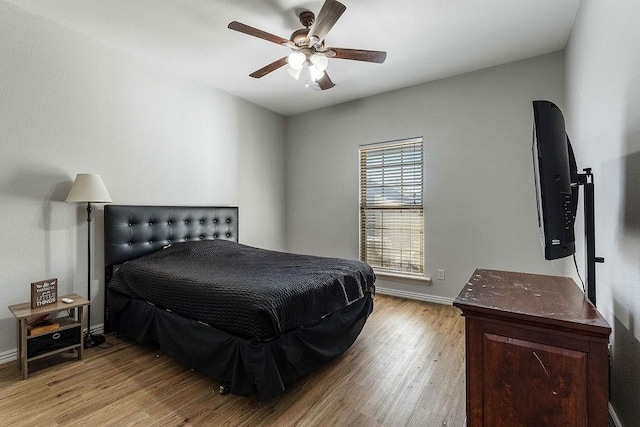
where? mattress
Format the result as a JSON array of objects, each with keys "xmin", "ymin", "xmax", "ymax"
[{"xmin": 107, "ymin": 239, "xmax": 375, "ymax": 341}]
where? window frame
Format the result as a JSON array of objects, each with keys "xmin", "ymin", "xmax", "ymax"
[{"xmin": 359, "ymin": 137, "xmax": 425, "ymax": 276}]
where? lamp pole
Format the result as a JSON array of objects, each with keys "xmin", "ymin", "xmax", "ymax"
[{"xmin": 65, "ymin": 174, "xmax": 111, "ymax": 348}]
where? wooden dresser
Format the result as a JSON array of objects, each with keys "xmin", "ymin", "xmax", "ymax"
[{"xmin": 453, "ymin": 269, "xmax": 611, "ymax": 426}]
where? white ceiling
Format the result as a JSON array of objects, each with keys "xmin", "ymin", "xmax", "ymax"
[{"xmin": 5, "ymin": 0, "xmax": 580, "ymax": 116}]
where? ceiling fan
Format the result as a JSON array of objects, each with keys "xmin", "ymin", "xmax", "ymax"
[{"xmin": 228, "ymin": 0, "xmax": 387, "ymax": 90}]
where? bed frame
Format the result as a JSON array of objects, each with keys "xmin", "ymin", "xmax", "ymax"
[{"xmin": 103, "ymin": 205, "xmax": 373, "ymax": 399}]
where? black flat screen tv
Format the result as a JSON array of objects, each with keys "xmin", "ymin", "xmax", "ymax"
[{"xmin": 532, "ymin": 100, "xmax": 579, "ymax": 260}]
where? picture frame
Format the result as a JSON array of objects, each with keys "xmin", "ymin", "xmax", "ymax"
[{"xmin": 31, "ymin": 278, "xmax": 58, "ymax": 309}]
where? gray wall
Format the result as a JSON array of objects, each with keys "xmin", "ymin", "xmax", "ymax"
[
  {"xmin": 0, "ymin": 2, "xmax": 285, "ymax": 354},
  {"xmin": 285, "ymin": 52, "xmax": 568, "ymax": 301},
  {"xmin": 4, "ymin": 5, "xmax": 636, "ymax": 422},
  {"xmin": 565, "ymin": 1, "xmax": 640, "ymax": 424}
]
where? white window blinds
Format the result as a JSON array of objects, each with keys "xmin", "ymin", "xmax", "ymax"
[{"xmin": 359, "ymin": 138, "xmax": 424, "ymax": 275}]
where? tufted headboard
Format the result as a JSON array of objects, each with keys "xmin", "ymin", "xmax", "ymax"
[
  {"xmin": 104, "ymin": 205, "xmax": 238, "ymax": 269},
  {"xmin": 103, "ymin": 205, "xmax": 238, "ymax": 332}
]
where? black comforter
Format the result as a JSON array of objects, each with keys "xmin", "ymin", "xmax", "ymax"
[{"xmin": 107, "ymin": 240, "xmax": 375, "ymax": 341}]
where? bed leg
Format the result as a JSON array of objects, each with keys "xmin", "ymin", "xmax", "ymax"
[{"xmin": 218, "ymin": 384, "xmax": 230, "ymax": 395}]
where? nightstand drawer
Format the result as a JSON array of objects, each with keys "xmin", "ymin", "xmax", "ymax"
[{"xmin": 27, "ymin": 325, "xmax": 81, "ymax": 358}]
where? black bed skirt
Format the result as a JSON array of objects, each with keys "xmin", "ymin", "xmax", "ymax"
[{"xmin": 110, "ymin": 291, "xmax": 374, "ymax": 400}]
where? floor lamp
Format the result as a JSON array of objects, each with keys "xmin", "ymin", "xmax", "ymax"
[{"xmin": 66, "ymin": 174, "xmax": 112, "ymax": 348}]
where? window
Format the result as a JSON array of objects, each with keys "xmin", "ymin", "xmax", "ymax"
[{"xmin": 359, "ymin": 138, "xmax": 424, "ymax": 275}]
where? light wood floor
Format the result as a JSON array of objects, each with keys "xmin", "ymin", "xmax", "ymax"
[{"xmin": 0, "ymin": 294, "xmax": 466, "ymax": 426}]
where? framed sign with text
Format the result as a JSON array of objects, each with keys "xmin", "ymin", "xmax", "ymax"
[{"xmin": 30, "ymin": 278, "xmax": 58, "ymax": 309}]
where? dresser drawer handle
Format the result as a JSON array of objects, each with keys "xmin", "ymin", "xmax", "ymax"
[{"xmin": 52, "ymin": 333, "xmax": 61, "ymax": 340}]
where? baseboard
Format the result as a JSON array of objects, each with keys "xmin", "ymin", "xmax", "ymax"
[
  {"xmin": 376, "ymin": 286, "xmax": 455, "ymax": 305},
  {"xmin": 0, "ymin": 348, "xmax": 17, "ymax": 366},
  {"xmin": 0, "ymin": 323, "xmax": 105, "ymax": 367},
  {"xmin": 609, "ymin": 402, "xmax": 622, "ymax": 427},
  {"xmin": 88, "ymin": 323, "xmax": 104, "ymax": 336}
]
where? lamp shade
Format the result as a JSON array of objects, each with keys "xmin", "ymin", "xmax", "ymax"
[{"xmin": 65, "ymin": 174, "xmax": 112, "ymax": 203}]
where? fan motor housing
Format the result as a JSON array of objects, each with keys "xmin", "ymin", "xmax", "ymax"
[
  {"xmin": 290, "ymin": 28, "xmax": 310, "ymax": 46},
  {"xmin": 290, "ymin": 10, "xmax": 316, "ymax": 46},
  {"xmin": 299, "ymin": 11, "xmax": 315, "ymax": 27}
]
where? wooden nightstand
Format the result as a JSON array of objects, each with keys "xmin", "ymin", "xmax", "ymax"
[{"xmin": 8, "ymin": 293, "xmax": 90, "ymax": 379}]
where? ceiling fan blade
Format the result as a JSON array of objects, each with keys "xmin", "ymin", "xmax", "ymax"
[
  {"xmin": 249, "ymin": 56, "xmax": 288, "ymax": 78},
  {"xmin": 308, "ymin": 0, "xmax": 346, "ymax": 44},
  {"xmin": 228, "ymin": 21, "xmax": 293, "ymax": 47},
  {"xmin": 328, "ymin": 48, "xmax": 387, "ymax": 64},
  {"xmin": 317, "ymin": 72, "xmax": 335, "ymax": 90}
]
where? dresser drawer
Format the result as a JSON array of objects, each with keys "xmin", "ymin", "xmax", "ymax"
[{"xmin": 27, "ymin": 325, "xmax": 81, "ymax": 358}]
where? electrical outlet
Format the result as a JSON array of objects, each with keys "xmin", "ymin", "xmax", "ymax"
[{"xmin": 437, "ymin": 269, "xmax": 445, "ymax": 280}]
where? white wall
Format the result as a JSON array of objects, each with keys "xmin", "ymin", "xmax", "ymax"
[
  {"xmin": 565, "ymin": 1, "xmax": 640, "ymax": 424},
  {"xmin": 0, "ymin": 2, "xmax": 285, "ymax": 353},
  {"xmin": 285, "ymin": 52, "xmax": 568, "ymax": 301}
]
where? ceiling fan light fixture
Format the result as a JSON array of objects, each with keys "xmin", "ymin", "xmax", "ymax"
[
  {"xmin": 287, "ymin": 66, "xmax": 303, "ymax": 80},
  {"xmin": 308, "ymin": 63, "xmax": 325, "ymax": 82},
  {"xmin": 310, "ymin": 53, "xmax": 329, "ymax": 72},
  {"xmin": 287, "ymin": 51, "xmax": 306, "ymax": 70},
  {"xmin": 305, "ymin": 67, "xmax": 322, "ymax": 90}
]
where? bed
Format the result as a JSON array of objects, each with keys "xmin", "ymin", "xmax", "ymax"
[{"xmin": 104, "ymin": 205, "xmax": 375, "ymax": 399}]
